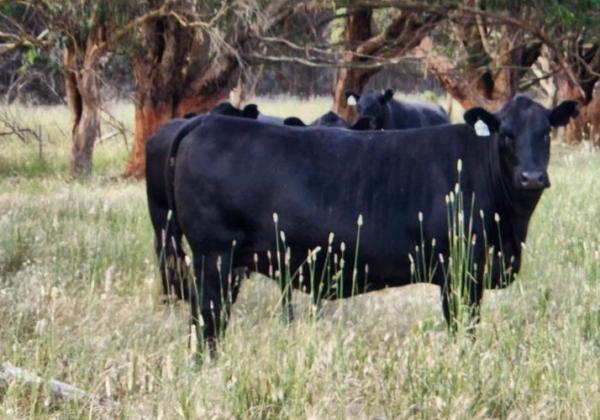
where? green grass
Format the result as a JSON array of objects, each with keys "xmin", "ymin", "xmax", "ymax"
[{"xmin": 0, "ymin": 99, "xmax": 599, "ymax": 418}]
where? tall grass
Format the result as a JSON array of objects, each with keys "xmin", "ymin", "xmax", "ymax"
[{"xmin": 1, "ymin": 101, "xmax": 599, "ymax": 418}]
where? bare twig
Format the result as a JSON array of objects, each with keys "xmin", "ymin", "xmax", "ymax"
[
  {"xmin": 100, "ymin": 106, "xmax": 132, "ymax": 149},
  {"xmin": 0, "ymin": 361, "xmax": 120, "ymax": 413},
  {"xmin": 0, "ymin": 106, "xmax": 46, "ymax": 159}
]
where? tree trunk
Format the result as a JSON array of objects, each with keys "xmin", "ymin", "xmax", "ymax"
[
  {"xmin": 125, "ymin": 98, "xmax": 173, "ymax": 180},
  {"xmin": 555, "ymin": 42, "xmax": 600, "ymax": 144},
  {"xmin": 558, "ymin": 79, "xmax": 600, "ymax": 144},
  {"xmin": 123, "ymin": 2, "xmax": 297, "ymax": 179},
  {"xmin": 64, "ymin": 37, "xmax": 103, "ymax": 176},
  {"xmin": 124, "ymin": 82, "xmax": 228, "ymax": 180},
  {"xmin": 332, "ymin": 9, "xmax": 442, "ymax": 121},
  {"xmin": 417, "ymin": 0, "xmax": 541, "ymax": 113},
  {"xmin": 123, "ymin": 18, "xmax": 234, "ymax": 179},
  {"xmin": 123, "ymin": 66, "xmax": 231, "ymax": 179},
  {"xmin": 333, "ymin": 10, "xmax": 374, "ymax": 122},
  {"xmin": 568, "ymin": 95, "xmax": 600, "ymax": 144}
]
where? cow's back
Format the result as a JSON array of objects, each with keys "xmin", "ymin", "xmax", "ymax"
[
  {"xmin": 386, "ymin": 100, "xmax": 450, "ymax": 129},
  {"xmin": 174, "ymin": 116, "xmax": 494, "ymax": 288}
]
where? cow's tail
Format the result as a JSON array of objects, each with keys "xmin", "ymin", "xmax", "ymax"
[{"xmin": 165, "ymin": 115, "xmax": 206, "ymax": 231}]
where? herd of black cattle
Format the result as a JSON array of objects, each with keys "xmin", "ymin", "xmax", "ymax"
[{"xmin": 145, "ymin": 88, "xmax": 579, "ymax": 352}]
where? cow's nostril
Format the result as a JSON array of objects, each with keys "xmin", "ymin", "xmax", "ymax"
[
  {"xmin": 520, "ymin": 171, "xmax": 546, "ymax": 189},
  {"xmin": 520, "ymin": 172, "xmax": 528, "ymax": 183}
]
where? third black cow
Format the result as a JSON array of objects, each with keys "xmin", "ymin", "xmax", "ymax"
[
  {"xmin": 283, "ymin": 110, "xmax": 377, "ymax": 130},
  {"xmin": 146, "ymin": 102, "xmax": 259, "ymax": 300},
  {"xmin": 346, "ymin": 88, "xmax": 450, "ymax": 129},
  {"xmin": 167, "ymin": 94, "xmax": 578, "ymax": 351}
]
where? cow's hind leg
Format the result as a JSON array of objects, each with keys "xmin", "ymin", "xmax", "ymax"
[
  {"xmin": 190, "ymin": 253, "xmax": 241, "ymax": 359},
  {"xmin": 164, "ymin": 216, "xmax": 190, "ymax": 300},
  {"xmin": 154, "ymin": 232, "xmax": 170, "ymax": 302},
  {"xmin": 149, "ymin": 201, "xmax": 177, "ymax": 302}
]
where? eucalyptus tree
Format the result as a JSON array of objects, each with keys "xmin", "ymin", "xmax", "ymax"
[
  {"xmin": 124, "ymin": 0, "xmax": 302, "ymax": 178},
  {"xmin": 0, "ymin": 0, "xmax": 171, "ymax": 176}
]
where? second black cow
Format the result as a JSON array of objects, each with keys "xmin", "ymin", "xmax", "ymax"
[
  {"xmin": 146, "ymin": 102, "xmax": 259, "ymax": 300},
  {"xmin": 167, "ymin": 95, "xmax": 577, "ymax": 351},
  {"xmin": 346, "ymin": 88, "xmax": 450, "ymax": 129}
]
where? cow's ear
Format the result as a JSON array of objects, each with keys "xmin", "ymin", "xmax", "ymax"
[
  {"xmin": 351, "ymin": 116, "xmax": 377, "ymax": 130},
  {"xmin": 381, "ymin": 88, "xmax": 394, "ymax": 103},
  {"xmin": 210, "ymin": 102, "xmax": 233, "ymax": 115},
  {"xmin": 464, "ymin": 107, "xmax": 500, "ymax": 132},
  {"xmin": 243, "ymin": 104, "xmax": 259, "ymax": 119},
  {"xmin": 549, "ymin": 100, "xmax": 579, "ymax": 127},
  {"xmin": 345, "ymin": 91, "xmax": 359, "ymax": 106},
  {"xmin": 283, "ymin": 117, "xmax": 307, "ymax": 127}
]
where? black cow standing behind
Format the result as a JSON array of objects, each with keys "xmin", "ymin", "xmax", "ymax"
[
  {"xmin": 146, "ymin": 102, "xmax": 370, "ymax": 300},
  {"xmin": 146, "ymin": 102, "xmax": 259, "ymax": 300},
  {"xmin": 346, "ymin": 88, "xmax": 450, "ymax": 129},
  {"xmin": 167, "ymin": 94, "xmax": 577, "ymax": 354},
  {"xmin": 283, "ymin": 110, "xmax": 378, "ymax": 130}
]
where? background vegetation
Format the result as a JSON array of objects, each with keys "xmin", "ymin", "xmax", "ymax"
[{"xmin": 3, "ymin": 1, "xmax": 600, "ymax": 176}]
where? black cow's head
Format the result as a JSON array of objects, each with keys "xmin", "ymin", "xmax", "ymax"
[
  {"xmin": 345, "ymin": 89, "xmax": 394, "ymax": 129},
  {"xmin": 210, "ymin": 102, "xmax": 260, "ymax": 119},
  {"xmin": 313, "ymin": 111, "xmax": 349, "ymax": 128},
  {"xmin": 464, "ymin": 95, "xmax": 578, "ymax": 191},
  {"xmin": 283, "ymin": 116, "xmax": 307, "ymax": 127},
  {"xmin": 350, "ymin": 116, "xmax": 380, "ymax": 131},
  {"xmin": 283, "ymin": 113, "xmax": 377, "ymax": 131},
  {"xmin": 285, "ymin": 111, "xmax": 351, "ymax": 128}
]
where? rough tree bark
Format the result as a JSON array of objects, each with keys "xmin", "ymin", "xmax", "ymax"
[
  {"xmin": 332, "ymin": 9, "xmax": 443, "ymax": 122},
  {"xmin": 556, "ymin": 42, "xmax": 600, "ymax": 143},
  {"xmin": 332, "ymin": 9, "xmax": 373, "ymax": 122},
  {"xmin": 0, "ymin": 2, "xmax": 177, "ymax": 176},
  {"xmin": 124, "ymin": 3, "xmax": 298, "ymax": 179},
  {"xmin": 63, "ymin": 27, "xmax": 105, "ymax": 176},
  {"xmin": 417, "ymin": 1, "xmax": 541, "ymax": 111},
  {"xmin": 123, "ymin": 18, "xmax": 235, "ymax": 179}
]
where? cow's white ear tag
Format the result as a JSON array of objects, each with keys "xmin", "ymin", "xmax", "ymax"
[
  {"xmin": 474, "ymin": 119, "xmax": 490, "ymax": 137},
  {"xmin": 347, "ymin": 95, "xmax": 357, "ymax": 106}
]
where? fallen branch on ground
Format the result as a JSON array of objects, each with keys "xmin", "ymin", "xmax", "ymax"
[{"xmin": 0, "ymin": 361, "xmax": 120, "ymax": 412}]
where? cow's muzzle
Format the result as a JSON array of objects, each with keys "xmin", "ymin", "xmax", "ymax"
[{"xmin": 519, "ymin": 171, "xmax": 550, "ymax": 190}]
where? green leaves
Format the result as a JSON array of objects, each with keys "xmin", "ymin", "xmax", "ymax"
[{"xmin": 23, "ymin": 47, "xmax": 39, "ymax": 65}]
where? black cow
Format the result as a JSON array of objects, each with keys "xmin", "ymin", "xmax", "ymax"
[
  {"xmin": 145, "ymin": 102, "xmax": 259, "ymax": 300},
  {"xmin": 283, "ymin": 111, "xmax": 377, "ymax": 130},
  {"xmin": 167, "ymin": 94, "xmax": 577, "ymax": 351},
  {"xmin": 345, "ymin": 88, "xmax": 450, "ymax": 129}
]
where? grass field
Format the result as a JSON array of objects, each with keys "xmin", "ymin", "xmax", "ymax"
[{"xmin": 1, "ymin": 98, "xmax": 599, "ymax": 419}]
